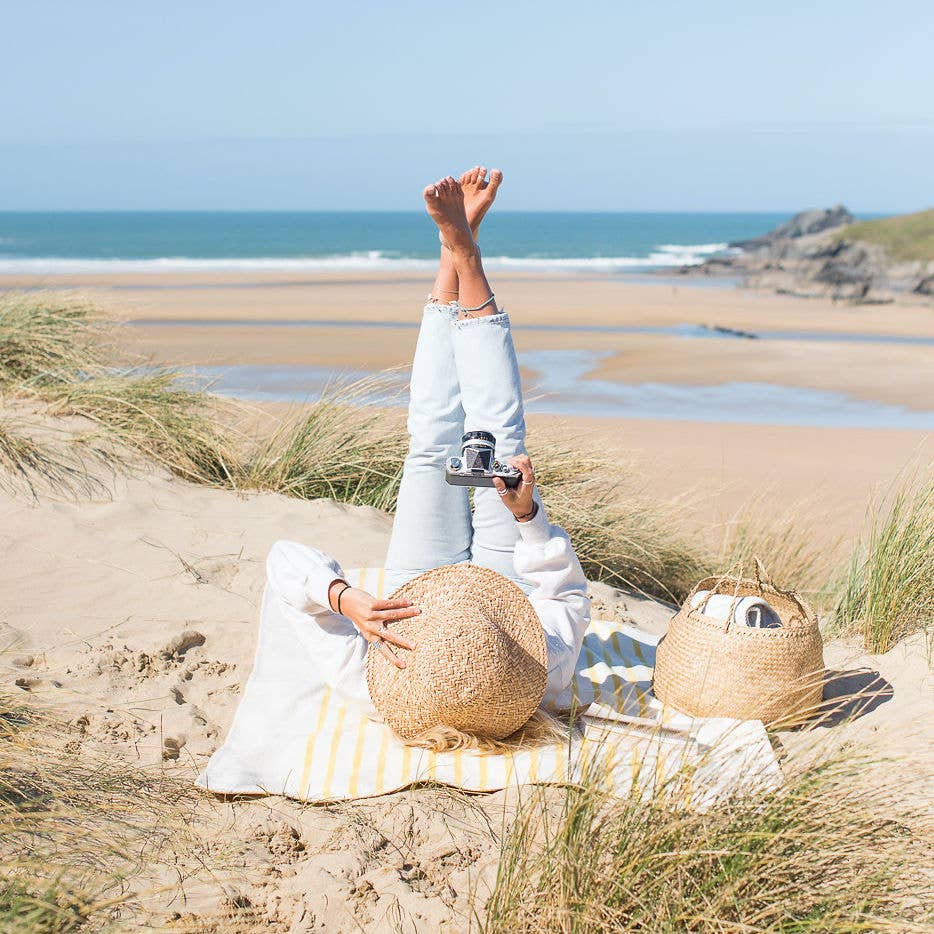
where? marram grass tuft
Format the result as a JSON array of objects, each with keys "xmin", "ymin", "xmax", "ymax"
[
  {"xmin": 483, "ymin": 748, "xmax": 931, "ymax": 933},
  {"xmin": 829, "ymin": 472, "xmax": 934, "ymax": 653}
]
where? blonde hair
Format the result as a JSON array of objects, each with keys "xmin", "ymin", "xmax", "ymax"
[{"xmin": 399, "ymin": 708, "xmax": 567, "ymax": 754}]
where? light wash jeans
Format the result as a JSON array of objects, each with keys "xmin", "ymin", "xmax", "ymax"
[{"xmin": 384, "ymin": 302, "xmax": 539, "ymax": 595}]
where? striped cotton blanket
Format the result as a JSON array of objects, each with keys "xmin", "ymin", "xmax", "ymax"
[{"xmin": 196, "ymin": 568, "xmax": 782, "ymax": 804}]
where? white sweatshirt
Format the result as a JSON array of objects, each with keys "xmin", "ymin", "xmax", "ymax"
[{"xmin": 265, "ymin": 506, "xmax": 591, "ymax": 715}]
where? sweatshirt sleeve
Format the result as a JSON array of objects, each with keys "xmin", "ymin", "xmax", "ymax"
[
  {"xmin": 512, "ymin": 506, "xmax": 590, "ymax": 707},
  {"xmin": 264, "ymin": 540, "xmax": 374, "ymax": 712},
  {"xmin": 265, "ymin": 539, "xmax": 346, "ymax": 613}
]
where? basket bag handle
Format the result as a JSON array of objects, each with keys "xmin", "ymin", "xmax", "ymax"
[
  {"xmin": 753, "ymin": 557, "xmax": 815, "ymax": 629},
  {"xmin": 682, "ymin": 573, "xmax": 744, "ymax": 633}
]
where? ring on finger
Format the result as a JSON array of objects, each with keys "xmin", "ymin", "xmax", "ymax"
[{"xmin": 496, "ymin": 488, "xmax": 508, "ymax": 496}]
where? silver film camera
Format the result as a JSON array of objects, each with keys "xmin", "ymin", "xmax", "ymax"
[{"xmin": 445, "ymin": 431, "xmax": 521, "ymax": 489}]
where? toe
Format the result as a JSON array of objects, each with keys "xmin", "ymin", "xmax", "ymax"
[
  {"xmin": 489, "ymin": 169, "xmax": 503, "ymax": 192},
  {"xmin": 423, "ymin": 183, "xmax": 438, "ymax": 200},
  {"xmin": 478, "ymin": 166, "xmax": 487, "ymax": 184}
]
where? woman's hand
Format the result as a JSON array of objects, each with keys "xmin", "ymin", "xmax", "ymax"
[
  {"xmin": 328, "ymin": 581, "xmax": 420, "ymax": 669},
  {"xmin": 492, "ymin": 453, "xmax": 538, "ymax": 521}
]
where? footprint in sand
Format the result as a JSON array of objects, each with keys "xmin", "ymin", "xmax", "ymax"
[
  {"xmin": 161, "ymin": 629, "xmax": 206, "ymax": 660},
  {"xmin": 162, "ymin": 735, "xmax": 186, "ymax": 760}
]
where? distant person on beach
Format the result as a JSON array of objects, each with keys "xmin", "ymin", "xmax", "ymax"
[{"xmin": 241, "ymin": 168, "xmax": 590, "ymax": 750}]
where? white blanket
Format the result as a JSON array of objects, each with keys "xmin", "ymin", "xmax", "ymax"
[{"xmin": 197, "ymin": 568, "xmax": 783, "ymax": 805}]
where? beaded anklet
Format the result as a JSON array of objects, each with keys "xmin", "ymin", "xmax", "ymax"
[{"xmin": 459, "ymin": 292, "xmax": 496, "ymax": 317}]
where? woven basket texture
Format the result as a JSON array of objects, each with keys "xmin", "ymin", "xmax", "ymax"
[
  {"xmin": 366, "ymin": 564, "xmax": 547, "ymax": 740},
  {"xmin": 653, "ymin": 574, "xmax": 824, "ymax": 725}
]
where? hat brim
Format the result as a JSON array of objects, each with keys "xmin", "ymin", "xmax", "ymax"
[{"xmin": 366, "ymin": 564, "xmax": 548, "ymax": 740}]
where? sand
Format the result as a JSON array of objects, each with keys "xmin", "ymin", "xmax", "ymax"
[
  {"xmin": 5, "ymin": 269, "xmax": 932, "ymax": 551},
  {"xmin": 87, "ymin": 273, "xmax": 934, "ymax": 413},
  {"xmin": 2, "ymin": 271, "xmax": 932, "ymax": 927},
  {"xmin": 2, "ymin": 447, "xmax": 931, "ymax": 929}
]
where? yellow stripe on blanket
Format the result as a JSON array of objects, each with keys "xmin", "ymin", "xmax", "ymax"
[{"xmin": 282, "ymin": 569, "xmax": 777, "ymax": 804}]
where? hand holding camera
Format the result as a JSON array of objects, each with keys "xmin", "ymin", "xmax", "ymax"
[
  {"xmin": 492, "ymin": 453, "xmax": 538, "ymax": 522},
  {"xmin": 445, "ymin": 431, "xmax": 538, "ymax": 522},
  {"xmin": 445, "ymin": 431, "xmax": 521, "ymax": 489}
]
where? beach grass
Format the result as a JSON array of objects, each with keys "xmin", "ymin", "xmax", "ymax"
[
  {"xmin": 716, "ymin": 493, "xmax": 839, "ymax": 600},
  {"xmin": 834, "ymin": 208, "xmax": 934, "ymax": 263},
  {"xmin": 0, "ymin": 417, "xmax": 108, "ymax": 500},
  {"xmin": 533, "ymin": 435, "xmax": 707, "ymax": 601},
  {"xmin": 0, "ymin": 692, "xmax": 199, "ymax": 932},
  {"xmin": 483, "ymin": 750, "xmax": 930, "ymax": 933},
  {"xmin": 45, "ymin": 369, "xmax": 238, "ymax": 486},
  {"xmin": 828, "ymin": 473, "xmax": 934, "ymax": 654},
  {"xmin": 237, "ymin": 376, "xmax": 408, "ymax": 512},
  {"xmin": 0, "ymin": 291, "xmax": 109, "ymax": 390},
  {"xmin": 1, "ymin": 289, "xmax": 929, "ymax": 623}
]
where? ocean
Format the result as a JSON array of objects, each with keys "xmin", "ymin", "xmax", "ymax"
[{"xmin": 0, "ymin": 211, "xmax": 791, "ymax": 274}]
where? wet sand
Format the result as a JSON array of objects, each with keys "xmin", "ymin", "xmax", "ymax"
[{"xmin": 5, "ymin": 270, "xmax": 933, "ymax": 543}]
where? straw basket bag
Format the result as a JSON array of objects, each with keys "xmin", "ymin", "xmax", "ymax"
[{"xmin": 653, "ymin": 567, "xmax": 824, "ymax": 725}]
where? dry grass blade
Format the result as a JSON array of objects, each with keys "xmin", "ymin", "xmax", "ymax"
[
  {"xmin": 483, "ymin": 750, "xmax": 931, "ymax": 932},
  {"xmin": 237, "ymin": 374, "xmax": 408, "ymax": 511},
  {"xmin": 0, "ymin": 291, "xmax": 110, "ymax": 391},
  {"xmin": 47, "ymin": 370, "xmax": 239, "ymax": 486},
  {"xmin": 532, "ymin": 431, "xmax": 707, "ymax": 602},
  {"xmin": 0, "ymin": 417, "xmax": 110, "ymax": 500},
  {"xmin": 717, "ymin": 491, "xmax": 840, "ymax": 600},
  {"xmin": 0, "ymin": 693, "xmax": 202, "ymax": 931},
  {"xmin": 829, "ymin": 472, "xmax": 934, "ymax": 653}
]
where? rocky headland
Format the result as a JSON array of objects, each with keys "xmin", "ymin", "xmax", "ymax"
[{"xmin": 681, "ymin": 207, "xmax": 934, "ymax": 304}]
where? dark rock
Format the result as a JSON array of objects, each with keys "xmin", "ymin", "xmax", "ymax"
[
  {"xmin": 731, "ymin": 206, "xmax": 854, "ymax": 250},
  {"xmin": 809, "ymin": 239, "xmax": 850, "ymax": 260},
  {"xmin": 849, "ymin": 296, "xmax": 894, "ymax": 306},
  {"xmin": 702, "ymin": 254, "xmax": 735, "ymax": 266},
  {"xmin": 815, "ymin": 242, "xmax": 874, "ymax": 287},
  {"xmin": 914, "ymin": 275, "xmax": 934, "ymax": 296}
]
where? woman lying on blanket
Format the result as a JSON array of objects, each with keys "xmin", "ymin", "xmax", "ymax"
[{"xmin": 266, "ymin": 168, "xmax": 590, "ymax": 751}]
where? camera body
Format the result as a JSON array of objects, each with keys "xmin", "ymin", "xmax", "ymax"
[{"xmin": 445, "ymin": 431, "xmax": 522, "ymax": 489}]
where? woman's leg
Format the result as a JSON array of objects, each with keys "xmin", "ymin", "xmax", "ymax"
[
  {"xmin": 386, "ymin": 169, "xmax": 505, "ymax": 587},
  {"xmin": 455, "ymin": 312, "xmax": 538, "ymax": 589},
  {"xmin": 429, "ymin": 165, "xmax": 502, "ymax": 306},
  {"xmin": 424, "ymin": 176, "xmax": 538, "ymax": 590},
  {"xmin": 384, "ymin": 300, "xmax": 469, "ymax": 588}
]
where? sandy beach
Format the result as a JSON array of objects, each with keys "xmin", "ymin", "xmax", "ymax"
[
  {"xmin": 6, "ymin": 270, "xmax": 933, "ymax": 546},
  {"xmin": 2, "ymin": 452, "xmax": 931, "ymax": 928},
  {"xmin": 6, "ymin": 0, "xmax": 934, "ymax": 925},
  {"xmin": 2, "ymin": 270, "xmax": 933, "ymax": 928}
]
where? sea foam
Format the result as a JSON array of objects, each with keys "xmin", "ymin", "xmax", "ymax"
[{"xmin": 0, "ymin": 243, "xmax": 728, "ymax": 275}]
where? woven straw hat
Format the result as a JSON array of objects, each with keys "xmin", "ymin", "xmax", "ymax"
[
  {"xmin": 366, "ymin": 564, "xmax": 548, "ymax": 741},
  {"xmin": 653, "ymin": 570, "xmax": 824, "ymax": 726}
]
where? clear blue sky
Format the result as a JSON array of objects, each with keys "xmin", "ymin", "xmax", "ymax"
[{"xmin": 2, "ymin": 0, "xmax": 932, "ymax": 212}]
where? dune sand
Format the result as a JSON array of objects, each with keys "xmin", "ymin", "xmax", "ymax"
[
  {"xmin": 6, "ymin": 269, "xmax": 932, "ymax": 549},
  {"xmin": 2, "ymin": 445, "xmax": 931, "ymax": 928},
  {"xmin": 2, "ymin": 271, "xmax": 932, "ymax": 926}
]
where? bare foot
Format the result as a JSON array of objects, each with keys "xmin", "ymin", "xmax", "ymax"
[
  {"xmin": 423, "ymin": 176, "xmax": 475, "ymax": 256},
  {"xmin": 460, "ymin": 166, "xmax": 503, "ymax": 236}
]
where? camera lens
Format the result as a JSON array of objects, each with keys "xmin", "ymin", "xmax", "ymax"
[{"xmin": 462, "ymin": 430, "xmax": 496, "ymax": 446}]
